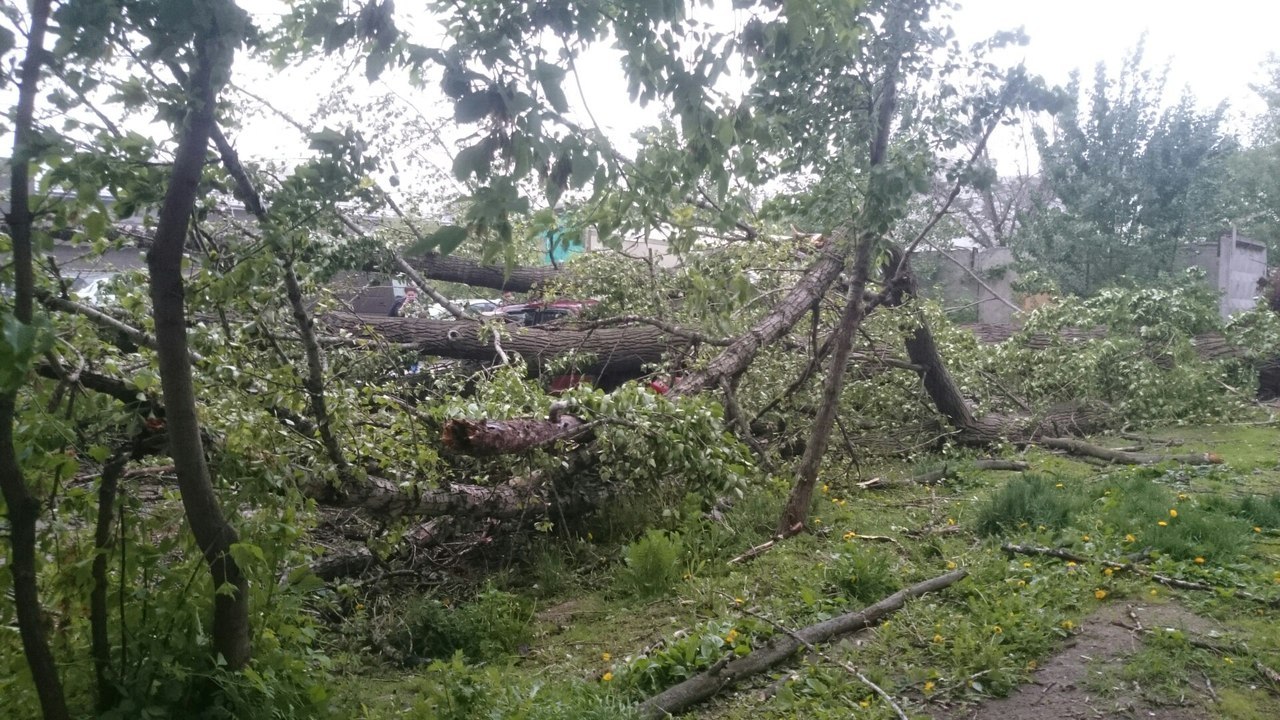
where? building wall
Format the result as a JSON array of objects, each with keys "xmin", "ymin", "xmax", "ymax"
[{"xmin": 1178, "ymin": 233, "xmax": 1268, "ymax": 317}]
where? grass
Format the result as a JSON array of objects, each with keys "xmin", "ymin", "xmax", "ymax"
[{"xmin": 329, "ymin": 424, "xmax": 1280, "ymax": 719}]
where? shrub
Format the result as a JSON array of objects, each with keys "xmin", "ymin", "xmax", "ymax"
[
  {"xmin": 616, "ymin": 530, "xmax": 684, "ymax": 598},
  {"xmin": 974, "ymin": 474, "xmax": 1085, "ymax": 537}
]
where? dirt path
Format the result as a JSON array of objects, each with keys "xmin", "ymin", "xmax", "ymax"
[{"xmin": 937, "ymin": 602, "xmax": 1221, "ymax": 720}]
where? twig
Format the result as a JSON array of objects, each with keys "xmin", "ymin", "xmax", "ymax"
[
  {"xmin": 727, "ymin": 598, "xmax": 909, "ymax": 720},
  {"xmin": 728, "ymin": 523, "xmax": 803, "ymax": 564}
]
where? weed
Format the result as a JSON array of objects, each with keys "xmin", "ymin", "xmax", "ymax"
[
  {"xmin": 974, "ymin": 473, "xmax": 1085, "ymax": 536},
  {"xmin": 824, "ymin": 543, "xmax": 900, "ymax": 605},
  {"xmin": 616, "ymin": 529, "xmax": 685, "ymax": 598},
  {"xmin": 390, "ymin": 587, "xmax": 533, "ymax": 663}
]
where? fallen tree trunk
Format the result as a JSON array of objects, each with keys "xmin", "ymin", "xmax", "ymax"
[
  {"xmin": 637, "ymin": 568, "xmax": 967, "ymax": 719},
  {"xmin": 401, "ymin": 252, "xmax": 560, "ymax": 293},
  {"xmin": 442, "ymin": 415, "xmax": 588, "ymax": 455},
  {"xmin": 673, "ymin": 234, "xmax": 850, "ymax": 395},
  {"xmin": 324, "ymin": 313, "xmax": 677, "ymax": 378},
  {"xmin": 1038, "ymin": 437, "xmax": 1222, "ymax": 465},
  {"xmin": 856, "ymin": 458, "xmax": 1028, "ymax": 489}
]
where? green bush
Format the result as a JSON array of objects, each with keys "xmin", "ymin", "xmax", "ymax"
[
  {"xmin": 391, "ymin": 588, "xmax": 534, "ymax": 663},
  {"xmin": 974, "ymin": 474, "xmax": 1086, "ymax": 537},
  {"xmin": 616, "ymin": 530, "xmax": 684, "ymax": 598}
]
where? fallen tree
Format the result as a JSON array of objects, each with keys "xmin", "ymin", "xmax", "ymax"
[
  {"xmin": 401, "ymin": 252, "xmax": 561, "ymax": 293},
  {"xmin": 636, "ymin": 568, "xmax": 968, "ymax": 719},
  {"xmin": 324, "ymin": 313, "xmax": 677, "ymax": 380},
  {"xmin": 1038, "ymin": 437, "xmax": 1223, "ymax": 465}
]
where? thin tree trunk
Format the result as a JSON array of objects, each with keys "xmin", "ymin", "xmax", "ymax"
[
  {"xmin": 91, "ymin": 442, "xmax": 133, "ymax": 711},
  {"xmin": 777, "ymin": 238, "xmax": 876, "ymax": 533},
  {"xmin": 0, "ymin": 1, "xmax": 71, "ymax": 715},
  {"xmin": 210, "ymin": 126, "xmax": 356, "ymax": 485},
  {"xmin": 775, "ymin": 0, "xmax": 912, "ymax": 533},
  {"xmin": 146, "ymin": 29, "xmax": 251, "ymax": 669}
]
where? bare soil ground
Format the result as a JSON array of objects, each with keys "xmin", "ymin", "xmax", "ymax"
[{"xmin": 937, "ymin": 602, "xmax": 1221, "ymax": 720}]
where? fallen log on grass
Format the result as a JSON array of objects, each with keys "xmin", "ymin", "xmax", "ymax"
[
  {"xmin": 1038, "ymin": 437, "xmax": 1222, "ymax": 466},
  {"xmin": 1000, "ymin": 543, "xmax": 1278, "ymax": 608},
  {"xmin": 636, "ymin": 568, "xmax": 968, "ymax": 719}
]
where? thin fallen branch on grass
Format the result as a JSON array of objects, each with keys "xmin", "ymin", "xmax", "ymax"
[
  {"xmin": 1000, "ymin": 543, "xmax": 1279, "ymax": 608},
  {"xmin": 1038, "ymin": 437, "xmax": 1221, "ymax": 466},
  {"xmin": 636, "ymin": 568, "xmax": 967, "ymax": 719},
  {"xmin": 728, "ymin": 522, "xmax": 804, "ymax": 564},
  {"xmin": 728, "ymin": 598, "xmax": 909, "ymax": 720},
  {"xmin": 857, "ymin": 459, "xmax": 1029, "ymax": 490}
]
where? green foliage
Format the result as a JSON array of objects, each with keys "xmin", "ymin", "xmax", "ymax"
[
  {"xmin": 616, "ymin": 530, "xmax": 684, "ymax": 599},
  {"xmin": 974, "ymin": 474, "xmax": 1086, "ymax": 537},
  {"xmin": 369, "ymin": 653, "xmax": 637, "ymax": 720},
  {"xmin": 390, "ymin": 588, "xmax": 534, "ymax": 664},
  {"xmin": 824, "ymin": 544, "xmax": 900, "ymax": 605}
]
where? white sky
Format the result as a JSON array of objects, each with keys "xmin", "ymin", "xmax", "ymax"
[{"xmin": 235, "ymin": 0, "xmax": 1280, "ymax": 177}]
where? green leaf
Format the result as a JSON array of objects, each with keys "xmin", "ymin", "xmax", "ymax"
[
  {"xmin": 405, "ymin": 225, "xmax": 468, "ymax": 256},
  {"xmin": 535, "ymin": 60, "xmax": 570, "ymax": 114}
]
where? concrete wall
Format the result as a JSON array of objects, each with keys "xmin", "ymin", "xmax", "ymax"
[{"xmin": 1177, "ymin": 233, "xmax": 1268, "ymax": 317}]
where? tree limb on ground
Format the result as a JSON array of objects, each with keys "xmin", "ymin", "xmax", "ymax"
[
  {"xmin": 400, "ymin": 252, "xmax": 561, "ymax": 293},
  {"xmin": 636, "ymin": 568, "xmax": 968, "ymax": 719},
  {"xmin": 442, "ymin": 415, "xmax": 589, "ymax": 455},
  {"xmin": 1000, "ymin": 543, "xmax": 1278, "ymax": 607},
  {"xmin": 1037, "ymin": 437, "xmax": 1222, "ymax": 466}
]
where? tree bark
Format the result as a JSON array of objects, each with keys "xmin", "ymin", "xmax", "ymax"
[
  {"xmin": 1038, "ymin": 437, "xmax": 1222, "ymax": 465},
  {"xmin": 401, "ymin": 252, "xmax": 561, "ymax": 293},
  {"xmin": 637, "ymin": 568, "xmax": 968, "ymax": 719},
  {"xmin": 145, "ymin": 26, "xmax": 251, "ymax": 669},
  {"xmin": 442, "ymin": 415, "xmax": 588, "ymax": 455},
  {"xmin": 326, "ymin": 313, "xmax": 676, "ymax": 379},
  {"xmin": 672, "ymin": 236, "xmax": 849, "ymax": 395},
  {"xmin": 0, "ymin": 2, "xmax": 71, "ymax": 716}
]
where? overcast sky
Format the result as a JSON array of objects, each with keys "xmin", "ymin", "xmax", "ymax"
[{"xmin": 236, "ymin": 0, "xmax": 1280, "ymax": 177}]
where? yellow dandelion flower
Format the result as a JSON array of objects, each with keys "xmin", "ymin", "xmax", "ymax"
[
  {"xmin": 924, "ymin": 680, "xmax": 936, "ymax": 692},
  {"xmin": 1038, "ymin": 525, "xmax": 1047, "ymax": 531},
  {"xmin": 1026, "ymin": 660, "xmax": 1037, "ymax": 670},
  {"xmin": 859, "ymin": 699, "xmax": 872, "ymax": 708},
  {"xmin": 1094, "ymin": 589, "xmax": 1108, "ymax": 600},
  {"xmin": 946, "ymin": 561, "xmax": 957, "ymax": 570},
  {"xmin": 1194, "ymin": 557, "xmax": 1205, "ymax": 565},
  {"xmin": 1082, "ymin": 534, "xmax": 1090, "ymax": 542},
  {"xmin": 1104, "ymin": 567, "xmax": 1114, "ymax": 576},
  {"xmin": 1061, "ymin": 620, "xmax": 1074, "ymax": 630},
  {"xmin": 947, "ymin": 517, "xmax": 957, "ymax": 526},
  {"xmin": 1055, "ymin": 483, "xmax": 1064, "ymax": 489},
  {"xmin": 1254, "ymin": 526, "xmax": 1263, "ymax": 533},
  {"xmin": 1125, "ymin": 534, "xmax": 1136, "ymax": 543},
  {"xmin": 602, "ymin": 672, "xmax": 614, "ymax": 682},
  {"xmin": 843, "ymin": 531, "xmax": 856, "ymax": 541},
  {"xmin": 1016, "ymin": 580, "xmax": 1026, "ymax": 587},
  {"xmin": 933, "ymin": 634, "xmax": 944, "ymax": 643},
  {"xmin": 724, "ymin": 629, "xmax": 739, "ymax": 645},
  {"xmin": 1224, "ymin": 657, "xmax": 1235, "ymax": 665},
  {"xmin": 602, "ymin": 652, "xmax": 612, "ymax": 662},
  {"xmin": 1023, "ymin": 561, "xmax": 1033, "ymax": 568},
  {"xmin": 1169, "ymin": 509, "xmax": 1178, "ymax": 518},
  {"xmin": 837, "ymin": 499, "xmax": 846, "ymax": 507},
  {"xmin": 1177, "ymin": 493, "xmax": 1189, "ymax": 500},
  {"xmin": 992, "ymin": 625, "xmax": 1003, "ymax": 634},
  {"xmin": 1150, "ymin": 588, "xmax": 1159, "ymax": 596},
  {"xmin": 1066, "ymin": 561, "xmax": 1077, "ymax": 567},
  {"xmin": 821, "ymin": 484, "xmax": 829, "ymax": 494},
  {"xmin": 734, "ymin": 597, "xmax": 744, "ymax": 605},
  {"xmin": 814, "ymin": 517, "xmax": 822, "ymax": 525},
  {"xmin": 1158, "ymin": 521, "xmax": 1168, "ymax": 527}
]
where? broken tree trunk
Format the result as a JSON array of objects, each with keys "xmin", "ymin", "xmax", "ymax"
[
  {"xmin": 442, "ymin": 415, "xmax": 588, "ymax": 455},
  {"xmin": 636, "ymin": 568, "xmax": 968, "ymax": 719},
  {"xmin": 325, "ymin": 313, "xmax": 677, "ymax": 379},
  {"xmin": 401, "ymin": 252, "xmax": 561, "ymax": 293},
  {"xmin": 672, "ymin": 234, "xmax": 850, "ymax": 395},
  {"xmin": 1038, "ymin": 437, "xmax": 1223, "ymax": 466}
]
